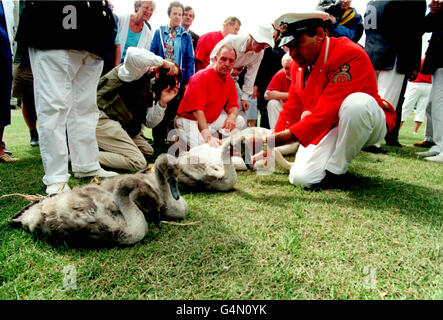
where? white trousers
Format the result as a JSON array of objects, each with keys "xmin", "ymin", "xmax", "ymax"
[
  {"xmin": 377, "ymin": 61, "xmax": 406, "ymax": 110},
  {"xmin": 401, "ymin": 82, "xmax": 432, "ymax": 123},
  {"xmin": 267, "ymin": 99, "xmax": 284, "ymax": 130},
  {"xmin": 29, "ymin": 48, "xmax": 103, "ymax": 185},
  {"xmin": 289, "ymin": 93, "xmax": 387, "ymax": 188},
  {"xmin": 176, "ymin": 111, "xmax": 246, "ymax": 149},
  {"xmin": 429, "ymin": 68, "xmax": 443, "ymax": 153}
]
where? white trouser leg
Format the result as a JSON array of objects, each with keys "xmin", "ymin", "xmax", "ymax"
[
  {"xmin": 424, "ymin": 101, "xmax": 434, "ymax": 142},
  {"xmin": 289, "ymin": 127, "xmax": 339, "ymax": 188},
  {"xmin": 210, "ymin": 110, "xmax": 246, "ymax": 132},
  {"xmin": 430, "ymin": 68, "xmax": 443, "ymax": 153},
  {"xmin": 29, "ymin": 49, "xmax": 103, "ymax": 185},
  {"xmin": 289, "ymin": 93, "xmax": 386, "ymax": 188},
  {"xmin": 267, "ymin": 100, "xmax": 283, "ymax": 130},
  {"xmin": 414, "ymin": 83, "xmax": 431, "ymax": 123},
  {"xmin": 66, "ymin": 51, "xmax": 103, "ymax": 173},
  {"xmin": 402, "ymin": 82, "xmax": 431, "ymax": 123},
  {"xmin": 176, "ymin": 112, "xmax": 246, "ymax": 149},
  {"xmin": 377, "ymin": 63, "xmax": 406, "ymax": 110},
  {"xmin": 175, "ymin": 117, "xmax": 205, "ymax": 149},
  {"xmin": 401, "ymin": 83, "xmax": 421, "ymax": 121}
]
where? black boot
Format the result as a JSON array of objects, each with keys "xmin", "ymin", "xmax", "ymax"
[{"xmin": 307, "ymin": 170, "xmax": 344, "ymax": 191}]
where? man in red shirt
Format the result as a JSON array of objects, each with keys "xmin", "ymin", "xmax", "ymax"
[
  {"xmin": 176, "ymin": 43, "xmax": 245, "ymax": 149},
  {"xmin": 265, "ymin": 53, "xmax": 292, "ymax": 129},
  {"xmin": 252, "ymin": 11, "xmax": 396, "ymax": 190},
  {"xmin": 194, "ymin": 16, "xmax": 241, "ymax": 72}
]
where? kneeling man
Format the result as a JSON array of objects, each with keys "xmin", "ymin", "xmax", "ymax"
[
  {"xmin": 253, "ymin": 12, "xmax": 396, "ymax": 190},
  {"xmin": 176, "ymin": 44, "xmax": 245, "ymax": 149},
  {"xmin": 96, "ymin": 47, "xmax": 179, "ymax": 171}
]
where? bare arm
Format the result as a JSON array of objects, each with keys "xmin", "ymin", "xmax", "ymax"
[
  {"xmin": 193, "ymin": 110, "xmax": 222, "ymax": 147},
  {"xmin": 264, "ymin": 90, "xmax": 289, "ymax": 102},
  {"xmin": 223, "ymin": 107, "xmax": 239, "ymax": 132}
]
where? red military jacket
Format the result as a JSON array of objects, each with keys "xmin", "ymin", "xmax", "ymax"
[{"xmin": 274, "ymin": 36, "xmax": 396, "ymax": 147}]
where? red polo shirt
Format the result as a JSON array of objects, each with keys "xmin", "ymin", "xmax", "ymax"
[
  {"xmin": 266, "ymin": 68, "xmax": 291, "ymax": 93},
  {"xmin": 194, "ymin": 31, "xmax": 224, "ymax": 69},
  {"xmin": 177, "ymin": 68, "xmax": 239, "ymax": 123}
]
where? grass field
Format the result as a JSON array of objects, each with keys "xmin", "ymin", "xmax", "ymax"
[{"xmin": 0, "ymin": 109, "xmax": 441, "ymax": 300}]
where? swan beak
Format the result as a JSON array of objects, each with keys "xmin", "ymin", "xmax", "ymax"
[
  {"xmin": 168, "ymin": 177, "xmax": 180, "ymax": 201},
  {"xmin": 153, "ymin": 212, "xmax": 163, "ymax": 229}
]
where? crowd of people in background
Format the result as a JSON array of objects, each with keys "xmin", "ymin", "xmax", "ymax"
[{"xmin": 0, "ymin": 0, "xmax": 442, "ymax": 195}]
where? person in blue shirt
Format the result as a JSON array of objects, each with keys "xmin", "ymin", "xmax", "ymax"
[{"xmin": 150, "ymin": 1, "xmax": 194, "ymax": 146}]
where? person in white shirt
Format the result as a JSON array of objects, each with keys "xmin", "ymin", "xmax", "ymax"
[
  {"xmin": 209, "ymin": 24, "xmax": 274, "ymax": 125},
  {"xmin": 117, "ymin": 0, "xmax": 155, "ymax": 63}
]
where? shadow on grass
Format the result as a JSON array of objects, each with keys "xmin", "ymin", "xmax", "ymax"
[
  {"xmin": 378, "ymin": 144, "xmax": 433, "ymax": 162},
  {"xmin": 304, "ymin": 169, "xmax": 442, "ymax": 227}
]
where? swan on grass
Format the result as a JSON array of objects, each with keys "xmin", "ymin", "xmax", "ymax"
[
  {"xmin": 11, "ymin": 154, "xmax": 188, "ymax": 246},
  {"xmin": 149, "ymin": 127, "xmax": 298, "ymax": 192}
]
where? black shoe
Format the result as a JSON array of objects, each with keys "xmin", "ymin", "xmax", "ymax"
[
  {"xmin": 306, "ymin": 170, "xmax": 344, "ymax": 191},
  {"xmin": 362, "ymin": 146, "xmax": 387, "ymax": 154},
  {"xmin": 30, "ymin": 137, "xmax": 39, "ymax": 147},
  {"xmin": 385, "ymin": 139, "xmax": 403, "ymax": 147},
  {"xmin": 1, "ymin": 142, "xmax": 12, "ymax": 155},
  {"xmin": 413, "ymin": 141, "xmax": 435, "ymax": 148}
]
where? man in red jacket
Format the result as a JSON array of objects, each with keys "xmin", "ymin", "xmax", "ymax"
[{"xmin": 252, "ymin": 11, "xmax": 396, "ymax": 190}]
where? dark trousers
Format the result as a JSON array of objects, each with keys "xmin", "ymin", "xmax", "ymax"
[
  {"xmin": 152, "ymin": 86, "xmax": 185, "ymax": 145},
  {"xmin": 385, "ymin": 76, "xmax": 409, "ymax": 144},
  {"xmin": 257, "ymin": 93, "xmax": 270, "ymax": 129}
]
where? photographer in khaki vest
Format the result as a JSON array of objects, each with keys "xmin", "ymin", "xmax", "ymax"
[{"xmin": 96, "ymin": 47, "xmax": 180, "ymax": 171}]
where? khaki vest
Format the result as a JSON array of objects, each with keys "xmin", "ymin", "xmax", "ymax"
[{"xmin": 97, "ymin": 68, "xmax": 153, "ymax": 138}]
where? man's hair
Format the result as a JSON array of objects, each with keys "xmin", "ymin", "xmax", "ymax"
[
  {"xmin": 167, "ymin": 1, "xmax": 185, "ymax": 16},
  {"xmin": 184, "ymin": 5, "xmax": 194, "ymax": 18},
  {"xmin": 281, "ymin": 53, "xmax": 292, "ymax": 67},
  {"xmin": 134, "ymin": 1, "xmax": 156, "ymax": 12},
  {"xmin": 224, "ymin": 16, "xmax": 241, "ymax": 26},
  {"xmin": 151, "ymin": 59, "xmax": 182, "ymax": 102},
  {"xmin": 216, "ymin": 43, "xmax": 237, "ymax": 59}
]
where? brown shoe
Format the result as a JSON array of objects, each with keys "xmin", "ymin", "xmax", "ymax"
[
  {"xmin": 413, "ymin": 141, "xmax": 436, "ymax": 148},
  {"xmin": 0, "ymin": 154, "xmax": 19, "ymax": 162}
]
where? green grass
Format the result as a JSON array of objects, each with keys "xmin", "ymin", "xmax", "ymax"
[{"xmin": 0, "ymin": 109, "xmax": 442, "ymax": 300}]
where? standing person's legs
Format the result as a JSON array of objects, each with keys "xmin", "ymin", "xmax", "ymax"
[
  {"xmin": 413, "ymin": 83, "xmax": 431, "ymax": 133},
  {"xmin": 401, "ymin": 82, "xmax": 420, "ymax": 123},
  {"xmin": 377, "ymin": 62, "xmax": 406, "ymax": 146},
  {"xmin": 67, "ymin": 51, "xmax": 104, "ymax": 174},
  {"xmin": 377, "ymin": 67, "xmax": 406, "ymax": 113},
  {"xmin": 13, "ymin": 63, "xmax": 38, "ymax": 146},
  {"xmin": 28, "ymin": 48, "xmax": 78, "ymax": 186},
  {"xmin": 414, "ymin": 100, "xmax": 435, "ymax": 148},
  {"xmin": 425, "ymin": 68, "xmax": 443, "ymax": 163},
  {"xmin": 0, "ymin": 55, "xmax": 17, "ymax": 161}
]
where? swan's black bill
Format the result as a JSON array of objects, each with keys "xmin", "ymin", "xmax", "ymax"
[{"xmin": 168, "ymin": 177, "xmax": 181, "ymax": 201}]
